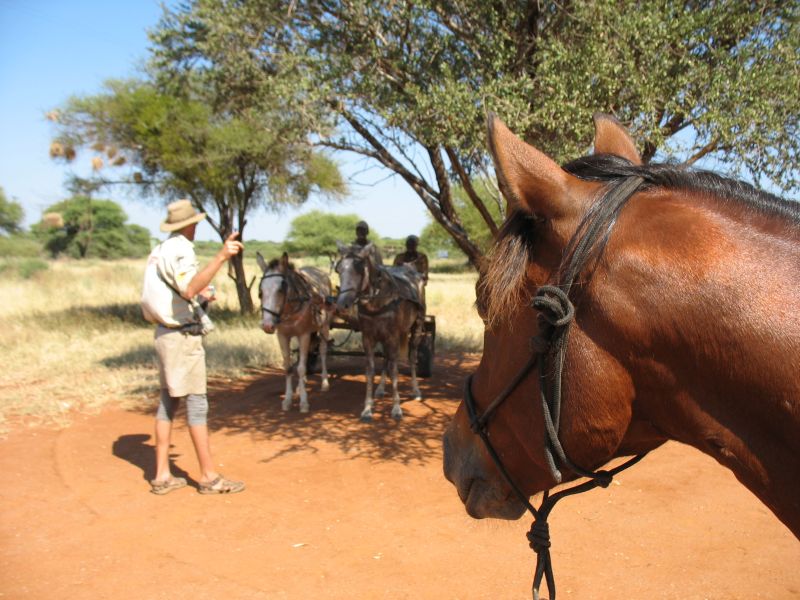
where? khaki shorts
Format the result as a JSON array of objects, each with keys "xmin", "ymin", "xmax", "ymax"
[{"xmin": 154, "ymin": 327, "xmax": 207, "ymax": 397}]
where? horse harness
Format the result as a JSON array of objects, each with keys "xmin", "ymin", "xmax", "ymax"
[
  {"xmin": 259, "ymin": 271, "xmax": 315, "ymax": 325},
  {"xmin": 336, "ymin": 253, "xmax": 422, "ymax": 317},
  {"xmin": 464, "ymin": 175, "xmax": 649, "ymax": 600}
]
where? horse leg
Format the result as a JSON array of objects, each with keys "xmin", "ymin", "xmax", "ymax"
[
  {"xmin": 375, "ymin": 353, "xmax": 387, "ymax": 398},
  {"xmin": 297, "ymin": 332, "xmax": 311, "ymax": 413},
  {"xmin": 361, "ymin": 337, "xmax": 376, "ymax": 422},
  {"xmin": 278, "ymin": 332, "xmax": 293, "ymax": 411},
  {"xmin": 410, "ymin": 320, "xmax": 422, "ymax": 401},
  {"xmin": 389, "ymin": 351, "xmax": 403, "ymax": 420},
  {"xmin": 319, "ymin": 323, "xmax": 330, "ymax": 392}
]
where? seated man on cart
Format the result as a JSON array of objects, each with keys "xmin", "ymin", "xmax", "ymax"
[
  {"xmin": 393, "ymin": 234, "xmax": 428, "ymax": 309},
  {"xmin": 353, "ymin": 220, "xmax": 383, "ymax": 265}
]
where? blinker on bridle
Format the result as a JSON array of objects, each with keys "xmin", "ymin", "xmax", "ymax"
[{"xmin": 464, "ymin": 175, "xmax": 649, "ymax": 600}]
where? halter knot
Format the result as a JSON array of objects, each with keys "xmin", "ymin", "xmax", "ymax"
[
  {"xmin": 532, "ymin": 286, "xmax": 575, "ymax": 328},
  {"xmin": 527, "ymin": 519, "xmax": 551, "ymax": 553}
]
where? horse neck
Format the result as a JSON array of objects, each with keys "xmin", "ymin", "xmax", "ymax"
[{"xmin": 591, "ymin": 193, "xmax": 800, "ymax": 536}]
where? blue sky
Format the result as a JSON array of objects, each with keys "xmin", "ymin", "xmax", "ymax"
[{"xmin": 0, "ymin": 0, "xmax": 428, "ymax": 242}]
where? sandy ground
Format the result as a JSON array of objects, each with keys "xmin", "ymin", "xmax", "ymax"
[{"xmin": 1, "ymin": 354, "xmax": 798, "ymax": 599}]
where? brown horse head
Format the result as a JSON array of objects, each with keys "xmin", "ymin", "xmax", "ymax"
[{"xmin": 443, "ymin": 114, "xmax": 800, "ymax": 537}]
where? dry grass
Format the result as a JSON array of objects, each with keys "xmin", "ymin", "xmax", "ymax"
[{"xmin": 0, "ymin": 257, "xmax": 482, "ymax": 430}]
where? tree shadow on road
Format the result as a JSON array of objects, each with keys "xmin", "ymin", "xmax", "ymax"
[{"xmin": 127, "ymin": 353, "xmax": 478, "ymax": 468}]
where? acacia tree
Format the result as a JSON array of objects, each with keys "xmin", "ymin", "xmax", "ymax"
[
  {"xmin": 0, "ymin": 187, "xmax": 24, "ymax": 235},
  {"xmin": 153, "ymin": 0, "xmax": 799, "ymax": 267},
  {"xmin": 50, "ymin": 74, "xmax": 345, "ymax": 312}
]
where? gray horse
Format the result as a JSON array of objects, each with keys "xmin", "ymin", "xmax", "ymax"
[
  {"xmin": 257, "ymin": 252, "xmax": 333, "ymax": 413},
  {"xmin": 335, "ymin": 242, "xmax": 424, "ymax": 421}
]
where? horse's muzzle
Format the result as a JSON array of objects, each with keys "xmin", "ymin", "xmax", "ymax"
[{"xmin": 443, "ymin": 416, "xmax": 527, "ymax": 520}]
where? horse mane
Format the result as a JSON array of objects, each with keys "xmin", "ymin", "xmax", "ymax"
[
  {"xmin": 266, "ymin": 258, "xmax": 295, "ymax": 271},
  {"xmin": 480, "ymin": 154, "xmax": 800, "ymax": 326}
]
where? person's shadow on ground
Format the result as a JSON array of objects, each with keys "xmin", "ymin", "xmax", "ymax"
[{"xmin": 112, "ymin": 434, "xmax": 194, "ymax": 487}]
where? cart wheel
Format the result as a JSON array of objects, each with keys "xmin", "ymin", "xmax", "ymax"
[{"xmin": 416, "ymin": 334, "xmax": 434, "ymax": 378}]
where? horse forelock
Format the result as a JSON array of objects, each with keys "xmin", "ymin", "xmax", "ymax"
[{"xmin": 479, "ymin": 211, "xmax": 540, "ymax": 327}]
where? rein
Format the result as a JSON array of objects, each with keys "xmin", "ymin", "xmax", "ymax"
[{"xmin": 465, "ymin": 175, "xmax": 648, "ymax": 600}]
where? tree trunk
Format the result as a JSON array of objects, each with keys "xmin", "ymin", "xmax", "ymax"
[{"xmin": 230, "ymin": 252, "xmax": 254, "ymax": 314}]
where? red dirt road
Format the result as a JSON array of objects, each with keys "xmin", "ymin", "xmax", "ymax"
[{"xmin": 1, "ymin": 354, "xmax": 798, "ymax": 599}]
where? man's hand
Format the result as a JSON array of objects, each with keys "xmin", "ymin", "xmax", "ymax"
[{"xmin": 219, "ymin": 232, "xmax": 244, "ymax": 260}]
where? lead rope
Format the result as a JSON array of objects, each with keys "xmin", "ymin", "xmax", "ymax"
[
  {"xmin": 526, "ymin": 285, "xmax": 646, "ymax": 599},
  {"xmin": 467, "ymin": 285, "xmax": 646, "ymax": 599}
]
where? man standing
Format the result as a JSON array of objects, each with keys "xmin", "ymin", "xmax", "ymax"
[{"xmin": 141, "ymin": 199, "xmax": 245, "ymax": 495}]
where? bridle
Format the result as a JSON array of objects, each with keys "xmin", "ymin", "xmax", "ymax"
[
  {"xmin": 259, "ymin": 271, "xmax": 311, "ymax": 325},
  {"xmin": 464, "ymin": 175, "xmax": 648, "ymax": 600},
  {"xmin": 336, "ymin": 253, "xmax": 407, "ymax": 315},
  {"xmin": 334, "ymin": 253, "xmax": 370, "ymax": 302}
]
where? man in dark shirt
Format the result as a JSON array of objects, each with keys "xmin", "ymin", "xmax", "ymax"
[
  {"xmin": 393, "ymin": 235, "xmax": 429, "ymax": 282},
  {"xmin": 353, "ymin": 220, "xmax": 383, "ymax": 265}
]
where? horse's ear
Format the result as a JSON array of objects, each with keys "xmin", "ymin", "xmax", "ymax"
[
  {"xmin": 359, "ymin": 243, "xmax": 373, "ymax": 259},
  {"xmin": 487, "ymin": 114, "xmax": 576, "ymax": 219},
  {"xmin": 279, "ymin": 252, "xmax": 289, "ymax": 273},
  {"xmin": 256, "ymin": 251, "xmax": 268, "ymax": 273},
  {"xmin": 592, "ymin": 113, "xmax": 642, "ymax": 165}
]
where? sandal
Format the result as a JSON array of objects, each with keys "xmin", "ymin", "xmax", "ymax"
[
  {"xmin": 149, "ymin": 476, "xmax": 187, "ymax": 495},
  {"xmin": 198, "ymin": 475, "xmax": 245, "ymax": 495}
]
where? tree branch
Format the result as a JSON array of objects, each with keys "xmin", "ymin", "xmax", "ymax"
[{"xmin": 445, "ymin": 145, "xmax": 498, "ymax": 234}]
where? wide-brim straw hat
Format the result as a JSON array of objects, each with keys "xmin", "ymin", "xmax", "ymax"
[{"xmin": 160, "ymin": 199, "xmax": 206, "ymax": 232}]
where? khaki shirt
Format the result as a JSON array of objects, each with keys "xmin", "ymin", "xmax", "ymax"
[{"xmin": 143, "ymin": 234, "xmax": 199, "ymax": 327}]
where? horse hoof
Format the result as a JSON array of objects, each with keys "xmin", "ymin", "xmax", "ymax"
[
  {"xmin": 391, "ymin": 408, "xmax": 403, "ymax": 420},
  {"xmin": 300, "ymin": 404, "xmax": 310, "ymax": 413},
  {"xmin": 414, "ymin": 395, "xmax": 422, "ymax": 402},
  {"xmin": 321, "ymin": 381, "xmax": 330, "ymax": 392},
  {"xmin": 360, "ymin": 414, "xmax": 373, "ymax": 423},
  {"xmin": 281, "ymin": 401, "xmax": 291, "ymax": 411}
]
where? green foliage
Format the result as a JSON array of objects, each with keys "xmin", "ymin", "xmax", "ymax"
[
  {"xmin": 0, "ymin": 233, "xmax": 43, "ymax": 258},
  {"xmin": 17, "ymin": 259, "xmax": 49, "ymax": 279},
  {"xmin": 51, "ymin": 58, "xmax": 348, "ymax": 312},
  {"xmin": 284, "ymin": 210, "xmax": 370, "ymax": 256},
  {"xmin": 151, "ymin": 0, "xmax": 800, "ymax": 266},
  {"xmin": 0, "ymin": 257, "xmax": 50, "ymax": 279},
  {"xmin": 32, "ymin": 196, "xmax": 150, "ymax": 259},
  {"xmin": 0, "ymin": 187, "xmax": 24, "ymax": 235}
]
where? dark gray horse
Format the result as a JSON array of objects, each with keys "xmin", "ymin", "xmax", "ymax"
[
  {"xmin": 335, "ymin": 242, "xmax": 424, "ymax": 421},
  {"xmin": 257, "ymin": 252, "xmax": 333, "ymax": 413}
]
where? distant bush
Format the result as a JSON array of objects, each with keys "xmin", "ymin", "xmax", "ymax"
[
  {"xmin": 0, "ymin": 234, "xmax": 43, "ymax": 258},
  {"xmin": 0, "ymin": 257, "xmax": 50, "ymax": 279},
  {"xmin": 285, "ymin": 211, "xmax": 368, "ymax": 256},
  {"xmin": 17, "ymin": 258, "xmax": 49, "ymax": 279}
]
